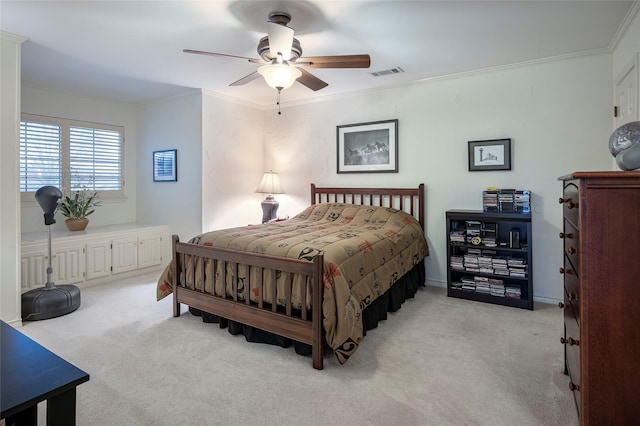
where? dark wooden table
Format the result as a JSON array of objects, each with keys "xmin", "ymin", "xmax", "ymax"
[{"xmin": 1, "ymin": 320, "xmax": 90, "ymax": 425}]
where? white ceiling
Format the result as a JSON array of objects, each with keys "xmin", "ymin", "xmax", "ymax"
[{"xmin": 1, "ymin": 1, "xmax": 637, "ymax": 107}]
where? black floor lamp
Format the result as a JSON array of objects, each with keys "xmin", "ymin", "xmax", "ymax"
[{"xmin": 22, "ymin": 186, "xmax": 81, "ymax": 321}]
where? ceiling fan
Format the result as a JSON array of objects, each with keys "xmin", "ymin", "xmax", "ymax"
[{"xmin": 184, "ymin": 11, "xmax": 371, "ymax": 95}]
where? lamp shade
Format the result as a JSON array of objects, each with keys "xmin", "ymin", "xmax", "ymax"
[
  {"xmin": 257, "ymin": 63, "xmax": 302, "ymax": 90},
  {"xmin": 255, "ymin": 171, "xmax": 284, "ymax": 195}
]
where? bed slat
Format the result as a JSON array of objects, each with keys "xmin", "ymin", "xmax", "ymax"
[
  {"xmin": 232, "ymin": 263, "xmax": 238, "ymax": 302},
  {"xmin": 257, "ymin": 267, "xmax": 263, "ymax": 309},
  {"xmin": 285, "ymin": 273, "xmax": 292, "ymax": 316},
  {"xmin": 270, "ymin": 269, "xmax": 277, "ymax": 312},
  {"xmin": 300, "ymin": 279, "xmax": 307, "ymax": 321}
]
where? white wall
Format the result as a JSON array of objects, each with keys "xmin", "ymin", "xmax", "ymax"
[
  {"xmin": 262, "ymin": 53, "xmax": 614, "ymax": 303},
  {"xmin": 135, "ymin": 90, "xmax": 264, "ymax": 241},
  {"xmin": 1, "ymin": 32, "xmax": 25, "ymax": 324},
  {"xmin": 201, "ymin": 91, "xmax": 265, "ymax": 231},
  {"xmin": 613, "ymin": 4, "xmax": 640, "ymax": 122},
  {"xmin": 136, "ymin": 91, "xmax": 203, "ymax": 240},
  {"xmin": 20, "ymin": 85, "xmax": 138, "ymax": 232}
]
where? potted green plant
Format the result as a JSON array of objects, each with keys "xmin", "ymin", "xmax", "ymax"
[{"xmin": 58, "ymin": 189, "xmax": 101, "ymax": 231}]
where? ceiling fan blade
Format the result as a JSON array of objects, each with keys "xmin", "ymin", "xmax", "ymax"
[
  {"xmin": 297, "ymin": 69, "xmax": 328, "ymax": 91},
  {"xmin": 183, "ymin": 49, "xmax": 265, "ymax": 64},
  {"xmin": 229, "ymin": 71, "xmax": 261, "ymax": 86},
  {"xmin": 296, "ymin": 54, "xmax": 371, "ymax": 69},
  {"xmin": 267, "ymin": 22, "xmax": 294, "ymax": 60}
]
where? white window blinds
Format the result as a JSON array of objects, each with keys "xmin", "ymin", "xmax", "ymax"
[
  {"xmin": 20, "ymin": 114, "xmax": 124, "ymax": 197},
  {"xmin": 70, "ymin": 126, "xmax": 122, "ymax": 191},
  {"xmin": 20, "ymin": 121, "xmax": 62, "ymax": 192}
]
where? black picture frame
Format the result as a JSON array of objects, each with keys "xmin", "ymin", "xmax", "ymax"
[
  {"xmin": 153, "ymin": 149, "xmax": 177, "ymax": 182},
  {"xmin": 468, "ymin": 139, "xmax": 512, "ymax": 171},
  {"xmin": 336, "ymin": 119, "xmax": 398, "ymax": 173}
]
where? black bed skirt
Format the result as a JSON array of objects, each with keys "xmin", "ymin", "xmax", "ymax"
[{"xmin": 188, "ymin": 263, "xmax": 426, "ymax": 356}]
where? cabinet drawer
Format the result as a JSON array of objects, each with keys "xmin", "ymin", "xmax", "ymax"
[
  {"xmin": 561, "ymin": 220, "xmax": 579, "ymax": 274},
  {"xmin": 562, "ymin": 182, "xmax": 580, "ymax": 228}
]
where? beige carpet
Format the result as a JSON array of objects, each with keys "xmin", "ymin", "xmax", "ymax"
[{"xmin": 17, "ymin": 271, "xmax": 578, "ymax": 426}]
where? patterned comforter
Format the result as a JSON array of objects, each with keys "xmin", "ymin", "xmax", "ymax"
[{"xmin": 157, "ymin": 203, "xmax": 428, "ymax": 364}]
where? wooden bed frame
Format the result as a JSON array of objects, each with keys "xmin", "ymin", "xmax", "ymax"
[{"xmin": 171, "ymin": 183, "xmax": 425, "ymax": 369}]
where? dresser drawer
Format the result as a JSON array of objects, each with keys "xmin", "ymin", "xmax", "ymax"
[
  {"xmin": 560, "ymin": 290, "xmax": 580, "ymax": 326},
  {"xmin": 562, "ymin": 251, "xmax": 579, "ymax": 290},
  {"xmin": 561, "ymin": 182, "xmax": 580, "ymax": 228},
  {"xmin": 564, "ymin": 287, "xmax": 579, "ymax": 325},
  {"xmin": 566, "ymin": 344, "xmax": 581, "ymax": 416},
  {"xmin": 561, "ymin": 219, "xmax": 579, "ymax": 275},
  {"xmin": 564, "ymin": 307, "xmax": 581, "ymax": 415}
]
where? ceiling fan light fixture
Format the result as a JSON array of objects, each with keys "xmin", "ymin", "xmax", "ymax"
[{"xmin": 258, "ymin": 63, "xmax": 302, "ymax": 90}]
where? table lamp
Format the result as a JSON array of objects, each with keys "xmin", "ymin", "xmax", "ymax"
[{"xmin": 255, "ymin": 170, "xmax": 284, "ymax": 223}]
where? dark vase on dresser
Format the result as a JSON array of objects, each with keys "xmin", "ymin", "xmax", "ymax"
[{"xmin": 558, "ymin": 171, "xmax": 640, "ymax": 424}]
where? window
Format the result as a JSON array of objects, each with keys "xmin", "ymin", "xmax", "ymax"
[{"xmin": 20, "ymin": 114, "xmax": 124, "ymax": 199}]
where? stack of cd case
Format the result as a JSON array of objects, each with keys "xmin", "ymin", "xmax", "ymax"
[{"xmin": 483, "ymin": 189, "xmax": 530, "ymax": 213}]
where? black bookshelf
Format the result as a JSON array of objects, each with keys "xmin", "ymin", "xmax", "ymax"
[{"xmin": 446, "ymin": 210, "xmax": 533, "ymax": 310}]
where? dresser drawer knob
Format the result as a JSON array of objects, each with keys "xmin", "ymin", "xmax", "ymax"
[
  {"xmin": 561, "ymin": 337, "xmax": 580, "ymax": 346},
  {"xmin": 558, "ymin": 198, "xmax": 579, "ymax": 209},
  {"xmin": 559, "ymin": 232, "xmax": 574, "ymax": 239},
  {"xmin": 558, "ymin": 302, "xmax": 569, "ymax": 309},
  {"xmin": 569, "ymin": 381, "xmax": 580, "ymax": 392},
  {"xmin": 559, "ymin": 267, "xmax": 574, "ymax": 275},
  {"xmin": 568, "ymin": 247, "xmax": 577, "ymax": 254}
]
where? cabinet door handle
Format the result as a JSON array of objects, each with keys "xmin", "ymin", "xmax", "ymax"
[
  {"xmin": 569, "ymin": 381, "xmax": 580, "ymax": 392},
  {"xmin": 560, "ymin": 337, "xmax": 580, "ymax": 346},
  {"xmin": 559, "ymin": 267, "xmax": 574, "ymax": 275},
  {"xmin": 558, "ymin": 197, "xmax": 568, "ymax": 204},
  {"xmin": 567, "ymin": 247, "xmax": 577, "ymax": 254},
  {"xmin": 559, "ymin": 232, "xmax": 574, "ymax": 239},
  {"xmin": 558, "ymin": 302, "xmax": 569, "ymax": 309}
]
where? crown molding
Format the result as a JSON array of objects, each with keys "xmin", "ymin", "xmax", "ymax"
[{"xmin": 609, "ymin": 0, "xmax": 640, "ymax": 50}]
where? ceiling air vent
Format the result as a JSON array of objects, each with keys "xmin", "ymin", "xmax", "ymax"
[{"xmin": 370, "ymin": 67, "xmax": 404, "ymax": 77}]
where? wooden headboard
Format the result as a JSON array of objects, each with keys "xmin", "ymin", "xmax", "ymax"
[{"xmin": 310, "ymin": 183, "xmax": 425, "ymax": 230}]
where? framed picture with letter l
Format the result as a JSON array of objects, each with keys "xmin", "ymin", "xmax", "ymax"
[
  {"xmin": 153, "ymin": 149, "xmax": 177, "ymax": 182},
  {"xmin": 468, "ymin": 139, "xmax": 512, "ymax": 171},
  {"xmin": 337, "ymin": 119, "xmax": 398, "ymax": 173}
]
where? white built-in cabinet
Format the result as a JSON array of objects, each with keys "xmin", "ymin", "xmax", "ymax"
[{"xmin": 21, "ymin": 224, "xmax": 171, "ymax": 292}]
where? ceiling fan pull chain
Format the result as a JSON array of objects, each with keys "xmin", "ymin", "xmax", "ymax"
[{"xmin": 276, "ymin": 88, "xmax": 282, "ymax": 115}]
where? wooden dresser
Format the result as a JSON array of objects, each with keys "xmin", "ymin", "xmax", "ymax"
[{"xmin": 558, "ymin": 171, "xmax": 640, "ymax": 424}]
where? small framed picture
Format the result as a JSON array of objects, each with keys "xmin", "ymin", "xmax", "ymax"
[
  {"xmin": 153, "ymin": 149, "xmax": 177, "ymax": 182},
  {"xmin": 337, "ymin": 119, "xmax": 398, "ymax": 173},
  {"xmin": 468, "ymin": 139, "xmax": 512, "ymax": 171}
]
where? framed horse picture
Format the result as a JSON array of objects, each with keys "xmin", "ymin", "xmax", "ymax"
[{"xmin": 337, "ymin": 119, "xmax": 398, "ymax": 173}]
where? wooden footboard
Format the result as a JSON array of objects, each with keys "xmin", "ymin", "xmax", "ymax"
[{"xmin": 171, "ymin": 235, "xmax": 325, "ymax": 369}]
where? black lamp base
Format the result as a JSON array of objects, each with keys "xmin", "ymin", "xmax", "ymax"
[
  {"xmin": 261, "ymin": 195, "xmax": 279, "ymax": 223},
  {"xmin": 21, "ymin": 285, "xmax": 81, "ymax": 321}
]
